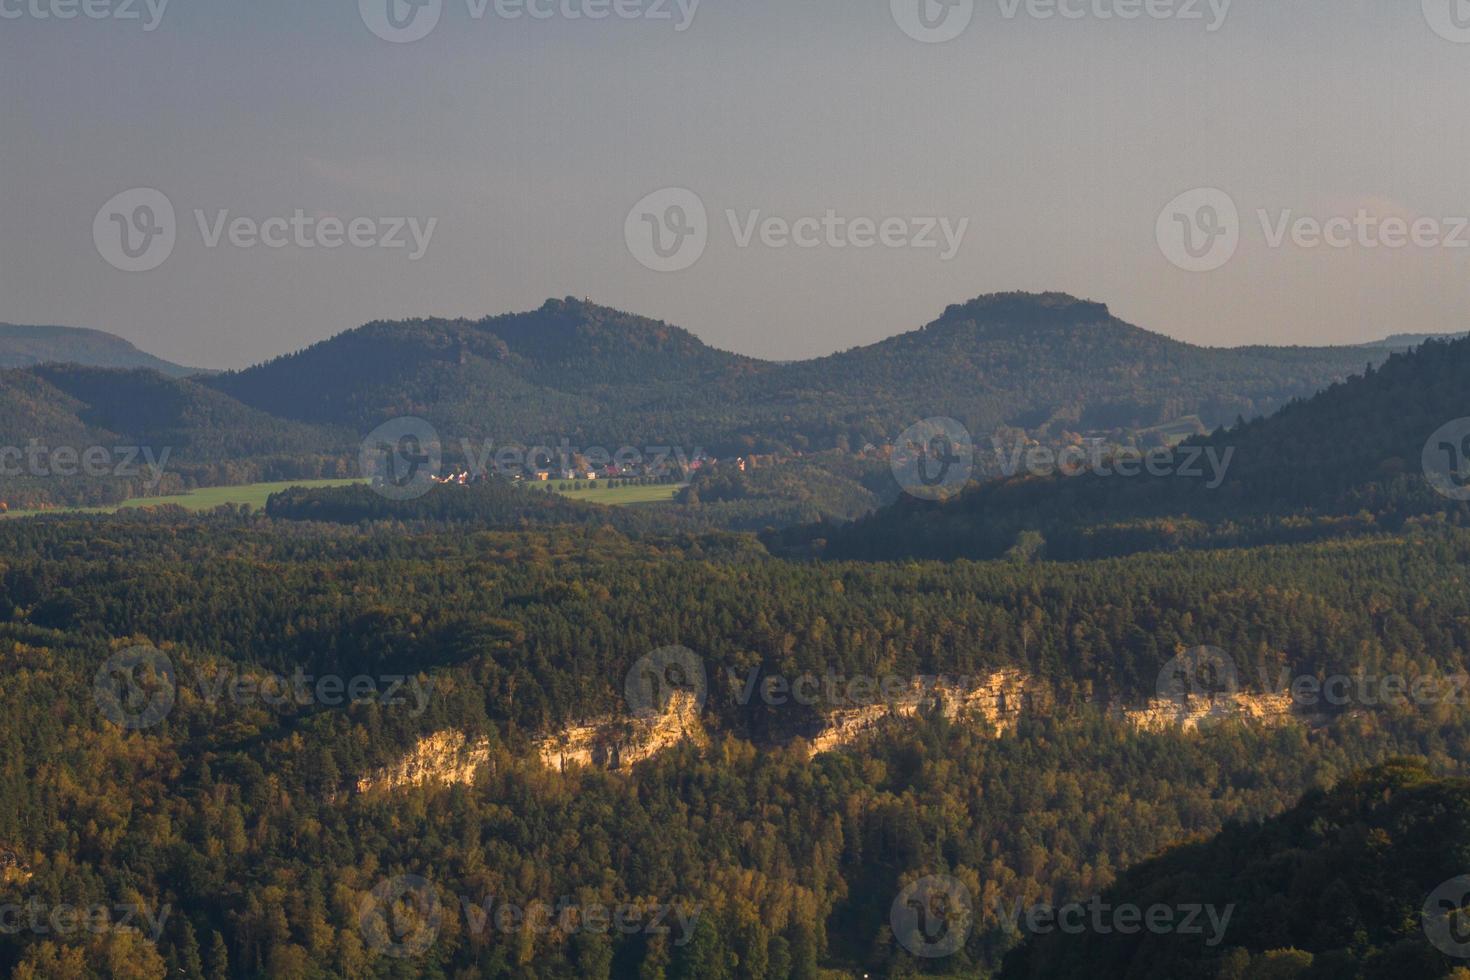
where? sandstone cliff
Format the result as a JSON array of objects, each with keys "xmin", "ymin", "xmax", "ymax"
[
  {"xmin": 534, "ymin": 689, "xmax": 708, "ymax": 772},
  {"xmin": 356, "ymin": 730, "xmax": 490, "ymax": 794}
]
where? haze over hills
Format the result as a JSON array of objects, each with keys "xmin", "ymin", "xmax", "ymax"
[
  {"xmin": 782, "ymin": 329, "xmax": 1470, "ymax": 561},
  {"xmin": 3, "ymin": 291, "xmax": 1461, "ymax": 513},
  {"xmin": 0, "ymin": 323, "xmax": 198, "ymax": 377},
  {"xmin": 200, "ymin": 292, "xmax": 1391, "ymax": 456},
  {"xmin": 1003, "ymin": 759, "xmax": 1470, "ymax": 979}
]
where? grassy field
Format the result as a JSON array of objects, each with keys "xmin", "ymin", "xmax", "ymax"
[
  {"xmin": 2, "ymin": 479, "xmax": 364, "ymax": 518},
  {"xmin": 532, "ymin": 482, "xmax": 686, "ymax": 505}
]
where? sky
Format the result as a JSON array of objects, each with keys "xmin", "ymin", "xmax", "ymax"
[{"xmin": 3, "ymin": 0, "xmax": 1470, "ymax": 370}]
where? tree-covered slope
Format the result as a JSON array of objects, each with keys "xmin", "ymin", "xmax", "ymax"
[
  {"xmin": 199, "ymin": 293, "xmax": 1385, "ymax": 456},
  {"xmin": 1002, "ymin": 759, "xmax": 1470, "ymax": 980},
  {"xmin": 784, "ymin": 332, "xmax": 1470, "ymax": 561},
  {"xmin": 0, "ymin": 323, "xmax": 197, "ymax": 376}
]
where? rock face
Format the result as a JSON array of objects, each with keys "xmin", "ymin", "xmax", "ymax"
[
  {"xmin": 357, "ymin": 673, "xmax": 1315, "ymax": 793},
  {"xmin": 534, "ymin": 690, "xmax": 708, "ymax": 772},
  {"xmin": 806, "ymin": 670, "xmax": 1047, "ymax": 754},
  {"xmin": 356, "ymin": 730, "xmax": 491, "ymax": 794},
  {"xmin": 1119, "ymin": 691, "xmax": 1299, "ymax": 732},
  {"xmin": 0, "ymin": 847, "xmax": 31, "ymax": 885}
]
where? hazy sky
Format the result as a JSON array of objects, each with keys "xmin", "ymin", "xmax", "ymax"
[{"xmin": 3, "ymin": 0, "xmax": 1469, "ymax": 370}]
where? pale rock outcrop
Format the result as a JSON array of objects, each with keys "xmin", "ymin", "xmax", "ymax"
[
  {"xmin": 356, "ymin": 730, "xmax": 491, "ymax": 794},
  {"xmin": 534, "ymin": 689, "xmax": 708, "ymax": 772}
]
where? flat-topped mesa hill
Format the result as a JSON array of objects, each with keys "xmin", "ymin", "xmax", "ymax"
[
  {"xmin": 192, "ymin": 291, "xmax": 1383, "ymax": 455},
  {"xmin": 0, "ymin": 322, "xmax": 198, "ymax": 376}
]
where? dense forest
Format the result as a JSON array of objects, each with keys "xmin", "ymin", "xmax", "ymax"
[
  {"xmin": 775, "ymin": 331, "xmax": 1470, "ymax": 562},
  {"xmin": 4, "ymin": 513, "xmax": 1470, "ymax": 976},
  {"xmin": 1003, "ymin": 759, "xmax": 1470, "ymax": 979},
  {"xmin": 203, "ymin": 294, "xmax": 1382, "ymax": 456}
]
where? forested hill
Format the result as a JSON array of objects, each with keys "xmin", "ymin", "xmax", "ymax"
[
  {"xmin": 1002, "ymin": 759, "xmax": 1470, "ymax": 979},
  {"xmin": 0, "ymin": 323, "xmax": 196, "ymax": 376},
  {"xmin": 201, "ymin": 299, "xmax": 765, "ymax": 439},
  {"xmin": 0, "ymin": 366, "xmax": 348, "ymax": 508},
  {"xmin": 779, "ymin": 332, "xmax": 1470, "ymax": 561},
  {"xmin": 197, "ymin": 293, "xmax": 1384, "ymax": 454}
]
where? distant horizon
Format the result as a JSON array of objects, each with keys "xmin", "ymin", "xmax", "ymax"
[
  {"xmin": 7, "ymin": 3, "xmax": 1470, "ymax": 370},
  {"xmin": 7, "ymin": 288, "xmax": 1470, "ymax": 375}
]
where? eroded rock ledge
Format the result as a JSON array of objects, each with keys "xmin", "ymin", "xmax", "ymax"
[{"xmin": 355, "ymin": 675, "xmax": 1310, "ymax": 792}]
